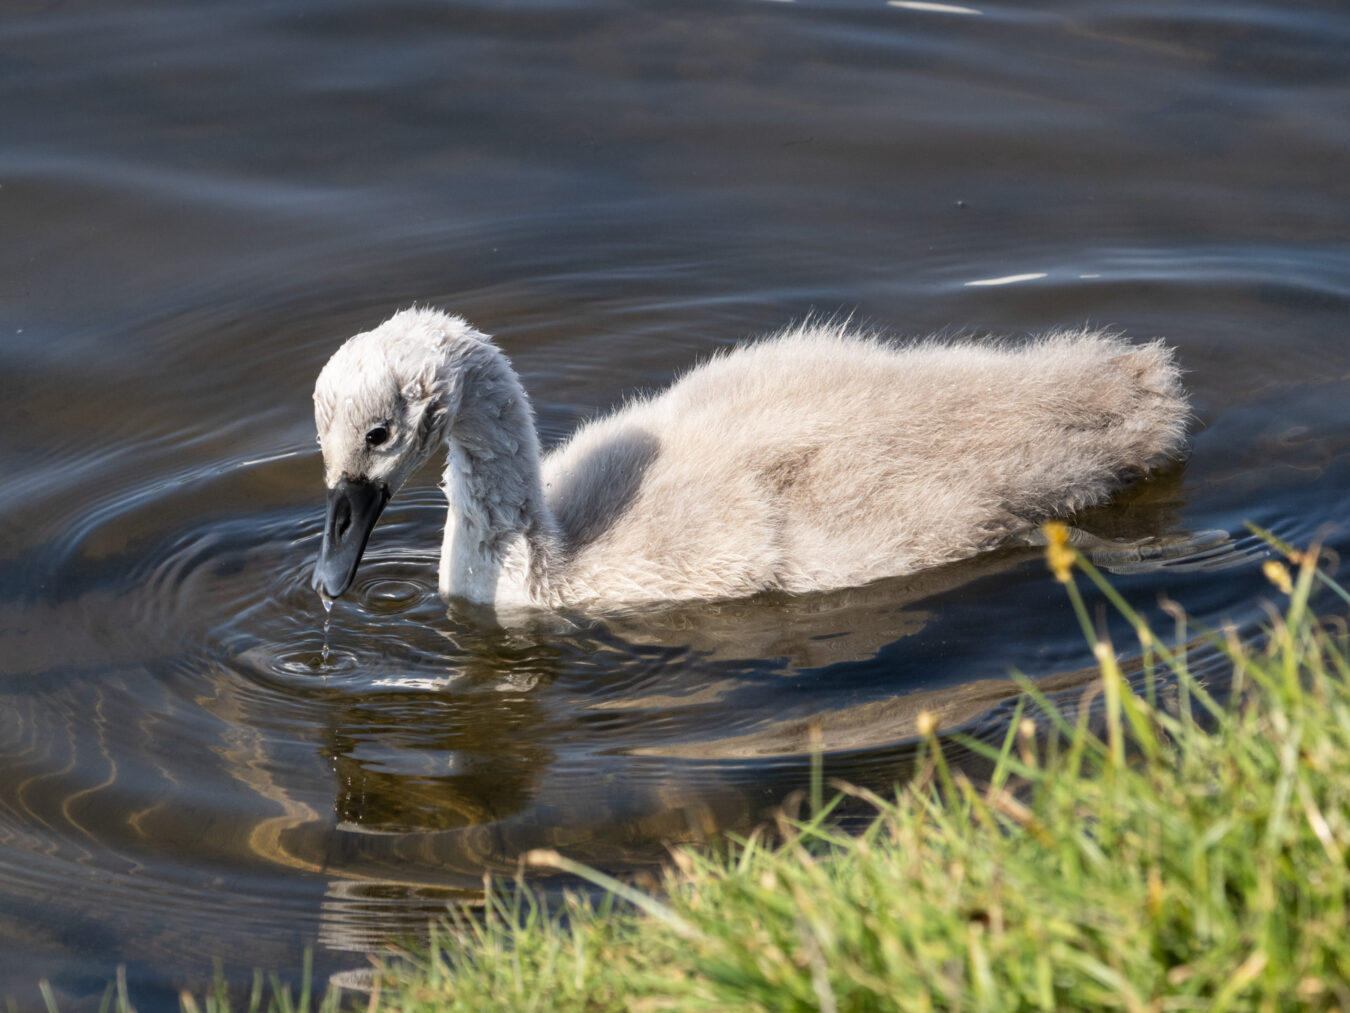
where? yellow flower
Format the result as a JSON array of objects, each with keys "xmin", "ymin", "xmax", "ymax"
[
  {"xmin": 1262, "ymin": 559, "xmax": 1293, "ymax": 595},
  {"xmin": 1043, "ymin": 521, "xmax": 1074, "ymax": 583}
]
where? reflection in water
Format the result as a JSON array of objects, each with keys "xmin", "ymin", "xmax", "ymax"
[{"xmin": 202, "ymin": 464, "xmax": 1255, "ymax": 962}]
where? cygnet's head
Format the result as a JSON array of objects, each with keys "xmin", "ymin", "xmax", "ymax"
[{"xmin": 311, "ymin": 308, "xmax": 484, "ymax": 598}]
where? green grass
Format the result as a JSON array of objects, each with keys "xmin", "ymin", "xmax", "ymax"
[{"xmin": 73, "ymin": 529, "xmax": 1350, "ymax": 1011}]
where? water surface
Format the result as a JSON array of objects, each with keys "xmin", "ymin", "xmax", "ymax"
[{"xmin": 3, "ymin": 0, "xmax": 1349, "ymax": 1007}]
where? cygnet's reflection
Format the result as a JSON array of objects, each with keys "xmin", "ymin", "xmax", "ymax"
[{"xmin": 232, "ymin": 460, "xmax": 1244, "ymax": 957}]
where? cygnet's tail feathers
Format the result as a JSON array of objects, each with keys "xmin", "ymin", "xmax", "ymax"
[
  {"xmin": 1105, "ymin": 337, "xmax": 1191, "ymax": 468},
  {"xmin": 993, "ymin": 331, "xmax": 1190, "ymax": 527}
]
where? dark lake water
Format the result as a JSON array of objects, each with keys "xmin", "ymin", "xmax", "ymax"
[{"xmin": 3, "ymin": 0, "xmax": 1349, "ymax": 1007}]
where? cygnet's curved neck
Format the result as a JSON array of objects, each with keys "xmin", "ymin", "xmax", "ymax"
[{"xmin": 438, "ymin": 341, "xmax": 557, "ymax": 606}]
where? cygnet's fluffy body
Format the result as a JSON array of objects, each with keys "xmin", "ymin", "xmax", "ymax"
[{"xmin": 312, "ymin": 308, "xmax": 1188, "ymax": 612}]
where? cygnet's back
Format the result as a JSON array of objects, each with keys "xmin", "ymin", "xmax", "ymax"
[{"xmin": 540, "ymin": 323, "xmax": 1187, "ymax": 604}]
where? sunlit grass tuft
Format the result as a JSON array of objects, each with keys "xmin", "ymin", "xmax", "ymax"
[{"xmin": 84, "ymin": 527, "xmax": 1350, "ymax": 1011}]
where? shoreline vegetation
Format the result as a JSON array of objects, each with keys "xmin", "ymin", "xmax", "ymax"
[{"xmin": 58, "ymin": 526, "xmax": 1350, "ymax": 1012}]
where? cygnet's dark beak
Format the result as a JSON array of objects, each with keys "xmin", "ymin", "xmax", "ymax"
[{"xmin": 313, "ymin": 477, "xmax": 391, "ymax": 599}]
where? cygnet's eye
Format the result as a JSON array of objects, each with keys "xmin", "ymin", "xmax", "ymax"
[{"xmin": 365, "ymin": 424, "xmax": 390, "ymax": 448}]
